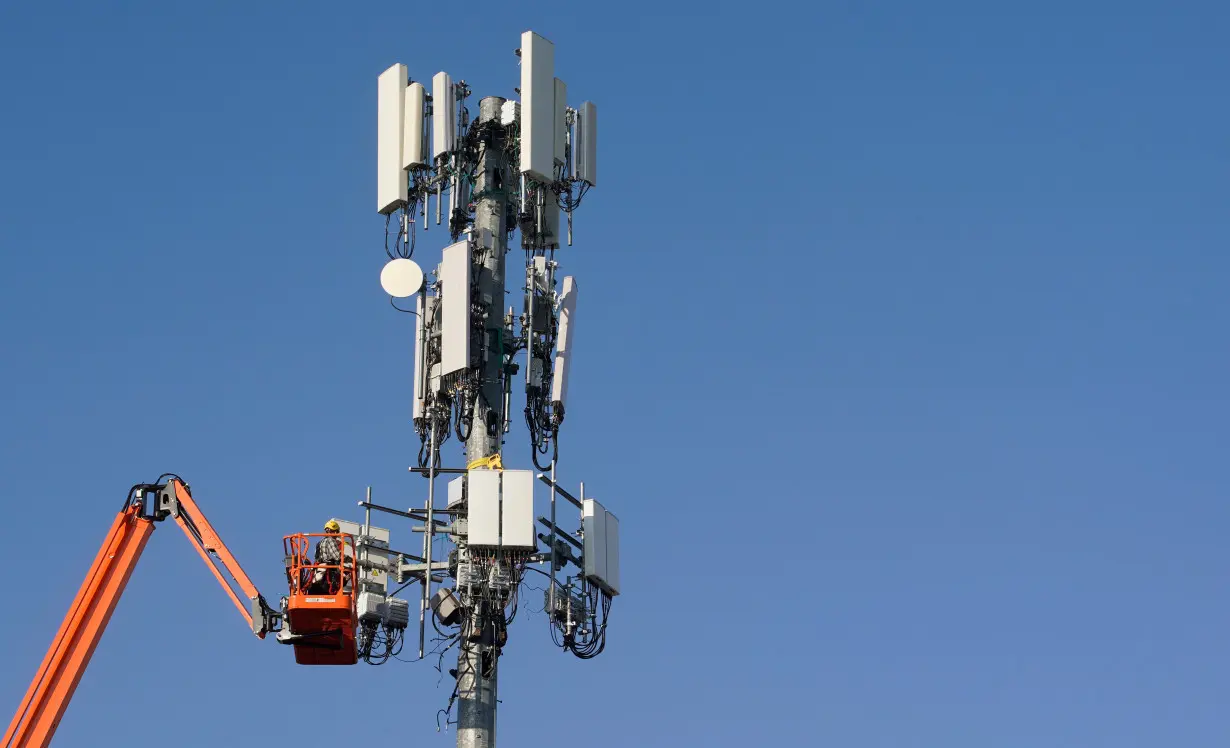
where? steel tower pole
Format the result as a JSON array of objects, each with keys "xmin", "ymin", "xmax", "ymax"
[{"xmin": 457, "ymin": 95, "xmax": 508, "ymax": 748}]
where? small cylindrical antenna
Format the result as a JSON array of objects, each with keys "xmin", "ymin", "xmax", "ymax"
[
  {"xmin": 403, "ymin": 209, "xmax": 410, "ymax": 255},
  {"xmin": 548, "ymin": 459, "xmax": 558, "ymax": 629},
  {"xmin": 419, "ymin": 420, "xmax": 438, "ymax": 659},
  {"xmin": 363, "ymin": 486, "xmax": 372, "ymax": 602}
]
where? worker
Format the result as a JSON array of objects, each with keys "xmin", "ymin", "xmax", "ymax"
[{"xmin": 311, "ymin": 520, "xmax": 343, "ymax": 593}]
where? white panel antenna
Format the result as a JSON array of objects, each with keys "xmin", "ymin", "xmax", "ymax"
[
  {"xmin": 466, "ymin": 469, "xmax": 535, "ymax": 549},
  {"xmin": 582, "ymin": 498, "xmax": 608, "ymax": 588},
  {"xmin": 432, "ymin": 72, "xmax": 455, "ymax": 161},
  {"xmin": 553, "ymin": 78, "xmax": 567, "ymax": 171},
  {"xmin": 576, "ymin": 101, "xmax": 597, "ymax": 186},
  {"xmin": 403, "ymin": 82, "xmax": 427, "ymax": 168},
  {"xmin": 501, "ymin": 470, "xmax": 536, "ymax": 549},
  {"xmin": 543, "ymin": 197, "xmax": 560, "ymax": 249},
  {"xmin": 440, "ymin": 240, "xmax": 471, "ymax": 375},
  {"xmin": 500, "ymin": 100, "xmax": 520, "ymax": 127},
  {"xmin": 467, "ymin": 470, "xmax": 500, "ymax": 547},
  {"xmin": 519, "ymin": 31, "xmax": 555, "ymax": 182},
  {"xmin": 335, "ymin": 520, "xmax": 392, "ymax": 594},
  {"xmin": 377, "ymin": 63, "xmax": 408, "ymax": 214},
  {"xmin": 582, "ymin": 499, "xmax": 619, "ymax": 596},
  {"xmin": 550, "ymin": 276, "xmax": 578, "ymax": 406},
  {"xmin": 531, "ymin": 256, "xmax": 549, "ymax": 292},
  {"xmin": 447, "ymin": 475, "xmax": 465, "ymax": 509},
  {"xmin": 604, "ymin": 509, "xmax": 620, "ymax": 595}
]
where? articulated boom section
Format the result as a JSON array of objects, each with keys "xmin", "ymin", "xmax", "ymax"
[
  {"xmin": 3, "ymin": 503, "xmax": 154, "ymax": 748},
  {"xmin": 154, "ymin": 479, "xmax": 281, "ymax": 637},
  {"xmin": 2, "ymin": 476, "xmax": 355, "ymax": 748}
]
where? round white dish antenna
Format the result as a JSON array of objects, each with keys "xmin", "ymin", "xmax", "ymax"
[{"xmin": 380, "ymin": 258, "xmax": 424, "ymax": 298}]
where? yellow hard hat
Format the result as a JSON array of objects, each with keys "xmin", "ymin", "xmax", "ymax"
[{"xmin": 324, "ymin": 519, "xmax": 341, "ymax": 532}]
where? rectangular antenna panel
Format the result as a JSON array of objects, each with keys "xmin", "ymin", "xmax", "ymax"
[
  {"xmin": 604, "ymin": 509, "xmax": 620, "ymax": 595},
  {"xmin": 412, "ymin": 293, "xmax": 426, "ymax": 420},
  {"xmin": 543, "ymin": 197, "xmax": 560, "ymax": 249},
  {"xmin": 429, "ymin": 362, "xmax": 441, "ymax": 395},
  {"xmin": 576, "ymin": 101, "xmax": 597, "ymax": 186},
  {"xmin": 520, "ymin": 31, "xmax": 555, "ymax": 182},
  {"xmin": 582, "ymin": 499, "xmax": 610, "ymax": 593},
  {"xmin": 447, "ymin": 476, "xmax": 465, "ymax": 509},
  {"xmin": 467, "ymin": 470, "xmax": 500, "ymax": 547},
  {"xmin": 334, "ymin": 520, "xmax": 391, "ymax": 594},
  {"xmin": 470, "ymin": 226, "xmax": 494, "ymax": 251},
  {"xmin": 582, "ymin": 500, "xmax": 619, "ymax": 596},
  {"xmin": 554, "ymin": 78, "xmax": 567, "ymax": 168},
  {"xmin": 432, "ymin": 72, "xmax": 455, "ymax": 161},
  {"xmin": 333, "ymin": 520, "xmax": 390, "ymax": 546},
  {"xmin": 440, "ymin": 240, "xmax": 471, "ymax": 375},
  {"xmin": 533, "ymin": 258, "xmax": 548, "ymax": 290},
  {"xmin": 403, "ymin": 82, "xmax": 427, "ymax": 168},
  {"xmin": 551, "ymin": 276, "xmax": 578, "ymax": 405},
  {"xmin": 531, "ymin": 256, "xmax": 549, "ymax": 292},
  {"xmin": 377, "ymin": 63, "xmax": 408, "ymax": 214},
  {"xmin": 500, "ymin": 100, "xmax": 520, "ymax": 126},
  {"xmin": 582, "ymin": 499, "xmax": 606, "ymax": 583},
  {"xmin": 501, "ymin": 470, "xmax": 535, "ymax": 549}
]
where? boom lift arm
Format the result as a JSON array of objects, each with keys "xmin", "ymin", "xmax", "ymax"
[{"xmin": 3, "ymin": 476, "xmax": 281, "ymax": 748}]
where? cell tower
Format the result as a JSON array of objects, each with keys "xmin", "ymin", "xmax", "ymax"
[{"xmin": 365, "ymin": 30, "xmax": 617, "ymax": 748}]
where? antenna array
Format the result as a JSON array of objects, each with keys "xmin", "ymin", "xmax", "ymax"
[{"xmin": 365, "ymin": 29, "xmax": 616, "ymax": 747}]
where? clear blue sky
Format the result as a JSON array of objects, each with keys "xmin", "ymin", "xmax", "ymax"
[{"xmin": 2, "ymin": 1, "xmax": 1228, "ymax": 746}]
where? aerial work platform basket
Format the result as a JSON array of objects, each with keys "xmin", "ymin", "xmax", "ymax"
[{"xmin": 283, "ymin": 533, "xmax": 358, "ymax": 665}]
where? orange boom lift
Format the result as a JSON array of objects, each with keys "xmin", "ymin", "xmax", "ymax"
[{"xmin": 3, "ymin": 476, "xmax": 358, "ymax": 748}]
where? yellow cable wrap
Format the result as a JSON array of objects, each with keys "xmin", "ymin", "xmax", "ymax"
[{"xmin": 466, "ymin": 453, "xmax": 504, "ymax": 471}]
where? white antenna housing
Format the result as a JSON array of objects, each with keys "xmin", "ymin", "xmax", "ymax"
[
  {"xmin": 519, "ymin": 31, "xmax": 555, "ymax": 182},
  {"xmin": 403, "ymin": 82, "xmax": 427, "ymax": 168},
  {"xmin": 500, "ymin": 100, "xmax": 520, "ymax": 126},
  {"xmin": 553, "ymin": 78, "xmax": 567, "ymax": 170},
  {"xmin": 543, "ymin": 197, "xmax": 560, "ymax": 249},
  {"xmin": 432, "ymin": 72, "xmax": 455, "ymax": 161},
  {"xmin": 467, "ymin": 470, "xmax": 500, "ymax": 546},
  {"xmin": 501, "ymin": 470, "xmax": 536, "ymax": 549},
  {"xmin": 377, "ymin": 63, "xmax": 408, "ymax": 214},
  {"xmin": 576, "ymin": 101, "xmax": 597, "ymax": 186},
  {"xmin": 582, "ymin": 498, "xmax": 620, "ymax": 596},
  {"xmin": 440, "ymin": 240, "xmax": 471, "ymax": 375},
  {"xmin": 467, "ymin": 469, "xmax": 535, "ymax": 549},
  {"xmin": 551, "ymin": 276, "xmax": 577, "ymax": 406}
]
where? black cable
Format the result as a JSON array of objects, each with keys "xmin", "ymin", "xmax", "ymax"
[
  {"xmin": 455, "ymin": 392, "xmax": 473, "ymax": 441},
  {"xmin": 390, "ymin": 297, "xmax": 418, "ymax": 314},
  {"xmin": 531, "ymin": 429, "xmax": 555, "ymax": 472},
  {"xmin": 405, "ymin": 203, "xmax": 417, "ymax": 258}
]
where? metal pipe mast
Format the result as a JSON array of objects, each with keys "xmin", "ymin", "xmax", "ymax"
[{"xmin": 456, "ymin": 96, "xmax": 508, "ymax": 748}]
